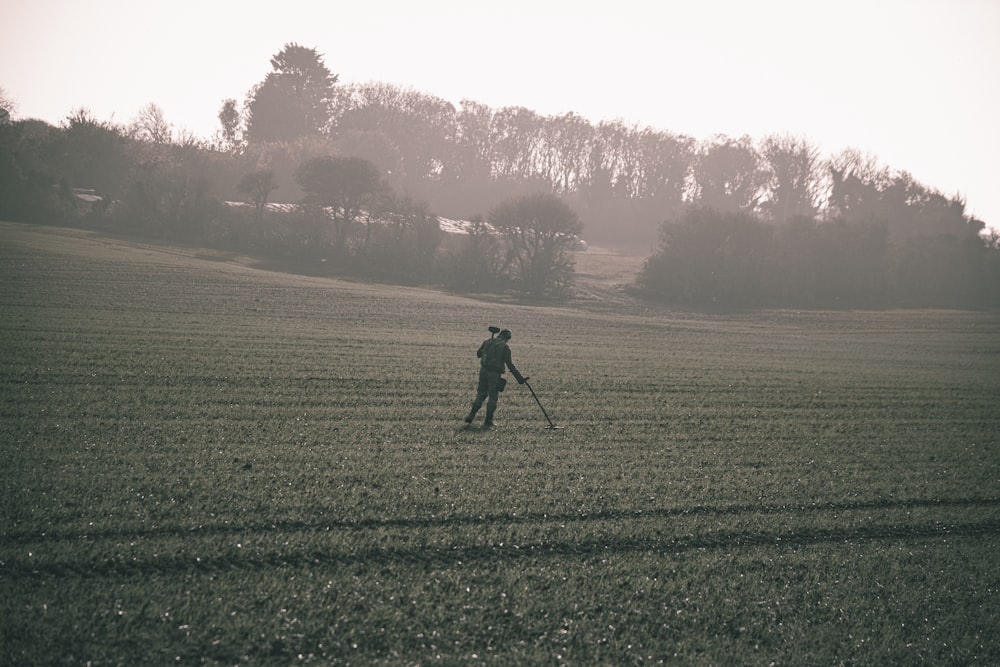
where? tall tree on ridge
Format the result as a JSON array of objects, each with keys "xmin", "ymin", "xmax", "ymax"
[
  {"xmin": 759, "ymin": 134, "xmax": 821, "ymax": 223},
  {"xmin": 246, "ymin": 43, "xmax": 338, "ymax": 144},
  {"xmin": 692, "ymin": 134, "xmax": 766, "ymax": 214},
  {"xmin": 216, "ymin": 98, "xmax": 244, "ymax": 154}
]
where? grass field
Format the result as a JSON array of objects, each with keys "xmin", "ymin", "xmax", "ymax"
[{"xmin": 2, "ymin": 221, "xmax": 999, "ymax": 665}]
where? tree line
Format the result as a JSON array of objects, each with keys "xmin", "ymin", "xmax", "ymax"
[{"xmin": 1, "ymin": 43, "xmax": 997, "ymax": 306}]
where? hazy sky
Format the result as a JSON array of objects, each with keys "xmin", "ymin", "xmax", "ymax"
[{"xmin": 2, "ymin": 0, "xmax": 998, "ymax": 230}]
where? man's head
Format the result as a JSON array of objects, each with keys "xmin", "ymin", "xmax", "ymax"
[{"xmin": 499, "ymin": 329, "xmax": 512, "ymax": 340}]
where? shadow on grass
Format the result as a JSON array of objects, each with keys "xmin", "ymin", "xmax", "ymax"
[
  {"xmin": 6, "ymin": 519, "xmax": 1000, "ymax": 580},
  {"xmin": 5, "ymin": 497, "xmax": 1000, "ymax": 579},
  {"xmin": 7, "ymin": 495, "xmax": 999, "ymax": 544}
]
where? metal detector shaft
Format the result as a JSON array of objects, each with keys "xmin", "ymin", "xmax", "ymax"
[{"xmin": 524, "ymin": 380, "xmax": 558, "ymax": 429}]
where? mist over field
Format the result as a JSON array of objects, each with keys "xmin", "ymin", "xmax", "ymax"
[
  {"xmin": 2, "ymin": 40, "xmax": 998, "ymax": 308},
  {"xmin": 2, "ymin": 222, "xmax": 998, "ymax": 664}
]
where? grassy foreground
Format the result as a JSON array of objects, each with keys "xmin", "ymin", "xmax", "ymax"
[{"xmin": 1, "ymin": 222, "xmax": 998, "ymax": 665}]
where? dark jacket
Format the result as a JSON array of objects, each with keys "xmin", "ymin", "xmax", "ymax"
[{"xmin": 477, "ymin": 337, "xmax": 525, "ymax": 383}]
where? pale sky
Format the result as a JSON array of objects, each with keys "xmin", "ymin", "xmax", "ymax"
[{"xmin": 2, "ymin": 0, "xmax": 998, "ymax": 230}]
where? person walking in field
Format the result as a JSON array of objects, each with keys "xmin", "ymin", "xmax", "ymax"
[{"xmin": 465, "ymin": 327, "xmax": 527, "ymax": 429}]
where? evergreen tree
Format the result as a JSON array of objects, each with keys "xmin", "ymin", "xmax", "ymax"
[{"xmin": 246, "ymin": 43, "xmax": 338, "ymax": 143}]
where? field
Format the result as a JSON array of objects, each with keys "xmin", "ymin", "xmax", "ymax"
[{"xmin": 2, "ymin": 221, "xmax": 999, "ymax": 665}]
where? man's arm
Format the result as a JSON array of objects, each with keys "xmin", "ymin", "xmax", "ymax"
[{"xmin": 504, "ymin": 348, "xmax": 526, "ymax": 383}]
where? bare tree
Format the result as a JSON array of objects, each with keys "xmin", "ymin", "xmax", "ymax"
[
  {"xmin": 759, "ymin": 134, "xmax": 821, "ymax": 223},
  {"xmin": 129, "ymin": 103, "xmax": 172, "ymax": 144},
  {"xmin": 489, "ymin": 193, "xmax": 583, "ymax": 297},
  {"xmin": 692, "ymin": 134, "xmax": 766, "ymax": 214},
  {"xmin": 0, "ymin": 87, "xmax": 15, "ymax": 124},
  {"xmin": 237, "ymin": 169, "xmax": 278, "ymax": 227},
  {"xmin": 294, "ymin": 155, "xmax": 384, "ymax": 251}
]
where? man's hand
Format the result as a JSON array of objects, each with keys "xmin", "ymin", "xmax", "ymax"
[{"xmin": 518, "ymin": 376, "xmax": 529, "ymax": 385}]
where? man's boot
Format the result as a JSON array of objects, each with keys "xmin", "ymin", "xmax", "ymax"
[
  {"xmin": 483, "ymin": 406, "xmax": 495, "ymax": 429},
  {"xmin": 465, "ymin": 403, "xmax": 480, "ymax": 424}
]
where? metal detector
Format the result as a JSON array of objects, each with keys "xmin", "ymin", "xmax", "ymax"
[{"xmin": 523, "ymin": 380, "xmax": 563, "ymax": 429}]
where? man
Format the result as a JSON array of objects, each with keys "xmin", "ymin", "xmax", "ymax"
[{"xmin": 465, "ymin": 328, "xmax": 527, "ymax": 429}]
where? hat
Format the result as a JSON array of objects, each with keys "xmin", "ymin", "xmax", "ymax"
[{"xmin": 499, "ymin": 329, "xmax": 512, "ymax": 339}]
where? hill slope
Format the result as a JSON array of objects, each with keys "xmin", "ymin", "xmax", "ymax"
[{"xmin": 2, "ymin": 220, "xmax": 999, "ymax": 665}]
